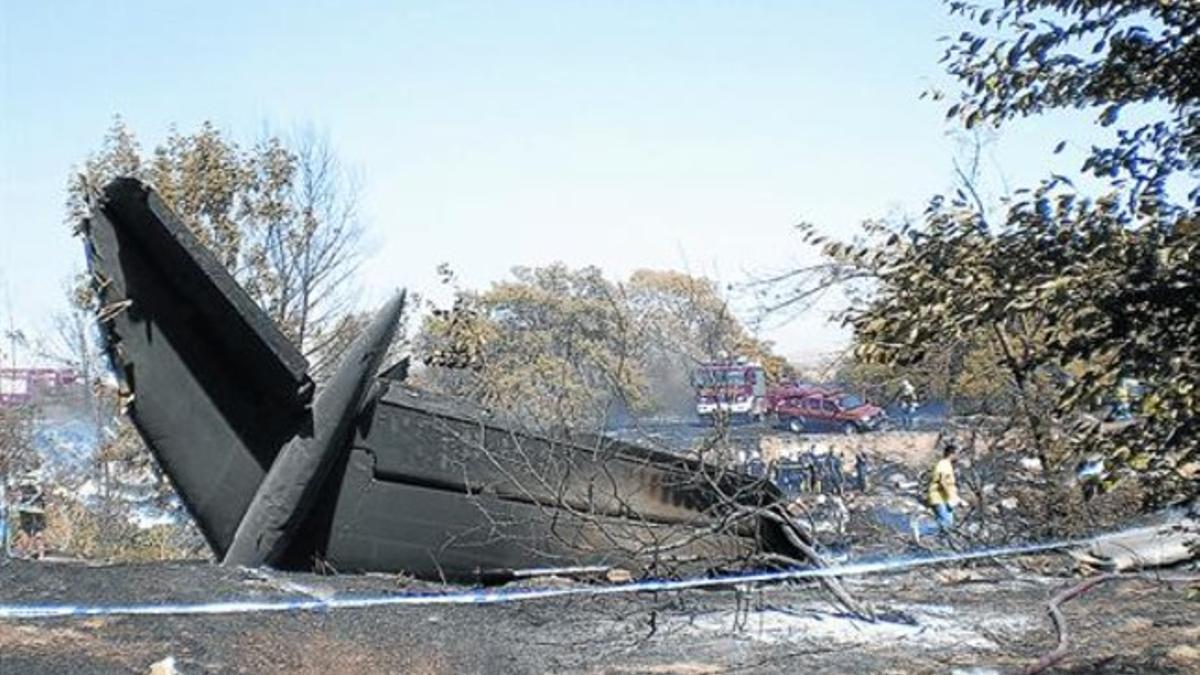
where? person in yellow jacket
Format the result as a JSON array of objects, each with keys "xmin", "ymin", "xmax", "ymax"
[{"xmin": 928, "ymin": 442, "xmax": 965, "ymax": 531}]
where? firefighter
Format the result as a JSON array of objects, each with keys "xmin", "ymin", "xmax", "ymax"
[
  {"xmin": 927, "ymin": 441, "xmax": 965, "ymax": 531},
  {"xmin": 1113, "ymin": 379, "xmax": 1135, "ymax": 421},
  {"xmin": 826, "ymin": 452, "xmax": 844, "ymax": 496},
  {"xmin": 1076, "ymin": 455, "xmax": 1106, "ymax": 501},
  {"xmin": 805, "ymin": 446, "xmax": 822, "ymax": 493},
  {"xmin": 854, "ymin": 452, "xmax": 870, "ymax": 492},
  {"xmin": 898, "ymin": 379, "xmax": 919, "ymax": 430}
]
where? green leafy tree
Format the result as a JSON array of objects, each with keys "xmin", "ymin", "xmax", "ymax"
[
  {"xmin": 52, "ymin": 118, "xmax": 372, "ymax": 560},
  {"xmin": 418, "ymin": 264, "xmax": 644, "ymax": 430},
  {"xmin": 776, "ymin": 1, "xmax": 1198, "ymax": 499},
  {"xmin": 627, "ymin": 269, "xmax": 789, "ymax": 412},
  {"xmin": 69, "ymin": 118, "xmax": 365, "ymax": 373},
  {"xmin": 418, "ymin": 265, "xmax": 785, "ymax": 427}
]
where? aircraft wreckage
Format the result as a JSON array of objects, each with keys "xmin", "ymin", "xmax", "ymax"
[{"xmin": 81, "ymin": 178, "xmax": 794, "ymax": 581}]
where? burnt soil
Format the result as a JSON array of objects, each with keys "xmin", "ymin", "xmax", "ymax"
[{"xmin": 1, "ymin": 557, "xmax": 1197, "ymax": 674}]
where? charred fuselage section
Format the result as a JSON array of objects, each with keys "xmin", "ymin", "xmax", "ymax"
[{"xmin": 82, "ymin": 178, "xmax": 790, "ymax": 580}]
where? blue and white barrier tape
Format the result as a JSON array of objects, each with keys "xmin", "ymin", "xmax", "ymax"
[{"xmin": 0, "ymin": 536, "xmax": 1090, "ymax": 620}]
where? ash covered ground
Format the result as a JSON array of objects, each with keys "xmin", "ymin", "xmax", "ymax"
[{"xmin": 1, "ymin": 556, "xmax": 1197, "ymax": 674}]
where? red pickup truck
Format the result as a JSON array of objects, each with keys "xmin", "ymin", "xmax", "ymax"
[{"xmin": 772, "ymin": 389, "xmax": 886, "ymax": 434}]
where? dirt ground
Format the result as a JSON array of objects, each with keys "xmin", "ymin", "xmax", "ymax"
[
  {"xmin": 759, "ymin": 430, "xmax": 940, "ymax": 467},
  {"xmin": 613, "ymin": 421, "xmax": 944, "ymax": 470},
  {"xmin": 1, "ymin": 557, "xmax": 1197, "ymax": 674}
]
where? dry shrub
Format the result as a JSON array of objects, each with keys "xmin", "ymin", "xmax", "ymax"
[
  {"xmin": 42, "ymin": 498, "xmax": 204, "ymax": 562},
  {"xmin": 1006, "ymin": 480, "xmax": 1146, "ymax": 541}
]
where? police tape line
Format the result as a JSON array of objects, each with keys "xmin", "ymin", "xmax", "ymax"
[{"xmin": 0, "ymin": 536, "xmax": 1103, "ymax": 620}]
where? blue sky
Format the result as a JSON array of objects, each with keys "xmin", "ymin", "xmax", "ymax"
[{"xmin": 0, "ymin": 1, "xmax": 1105, "ymax": 362}]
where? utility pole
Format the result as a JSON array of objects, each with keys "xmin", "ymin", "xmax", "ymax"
[
  {"xmin": 0, "ymin": 480, "xmax": 8, "ymax": 558},
  {"xmin": 3, "ymin": 277, "xmax": 23, "ymax": 374},
  {"xmin": 0, "ymin": 277, "xmax": 24, "ymax": 559},
  {"xmin": 1, "ymin": 276, "xmax": 10, "ymax": 557}
]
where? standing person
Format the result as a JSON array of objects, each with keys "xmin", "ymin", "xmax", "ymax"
[
  {"xmin": 898, "ymin": 379, "xmax": 919, "ymax": 430},
  {"xmin": 803, "ymin": 446, "xmax": 819, "ymax": 493},
  {"xmin": 827, "ymin": 452, "xmax": 844, "ymax": 496},
  {"xmin": 1113, "ymin": 379, "xmax": 1134, "ymax": 421},
  {"xmin": 927, "ymin": 442, "xmax": 965, "ymax": 531},
  {"xmin": 854, "ymin": 452, "xmax": 870, "ymax": 492}
]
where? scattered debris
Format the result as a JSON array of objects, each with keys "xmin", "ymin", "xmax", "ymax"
[
  {"xmin": 886, "ymin": 472, "xmax": 916, "ymax": 490},
  {"xmin": 1166, "ymin": 644, "xmax": 1200, "ymax": 668},
  {"xmin": 605, "ymin": 568, "xmax": 633, "ymax": 583},
  {"xmin": 1071, "ymin": 519, "xmax": 1199, "ymax": 571},
  {"xmin": 147, "ymin": 656, "xmax": 179, "ymax": 675},
  {"xmin": 679, "ymin": 603, "xmax": 1027, "ymax": 650}
]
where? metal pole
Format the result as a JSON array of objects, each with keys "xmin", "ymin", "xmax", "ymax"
[{"xmin": 0, "ymin": 478, "xmax": 9, "ymax": 558}]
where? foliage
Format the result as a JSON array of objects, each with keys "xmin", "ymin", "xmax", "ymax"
[
  {"xmin": 940, "ymin": 0, "xmax": 1198, "ymax": 212},
  {"xmin": 68, "ymin": 117, "xmax": 366, "ymax": 375},
  {"xmin": 420, "ymin": 264, "xmax": 640, "ymax": 429},
  {"xmin": 0, "ymin": 405, "xmax": 38, "ymax": 479},
  {"xmin": 770, "ymin": 1, "xmax": 1198, "ymax": 500},
  {"xmin": 418, "ymin": 264, "xmax": 784, "ymax": 428},
  {"xmin": 834, "ymin": 332, "xmax": 1015, "ymax": 415},
  {"xmin": 628, "ymin": 269, "xmax": 791, "ymax": 380},
  {"xmin": 51, "ymin": 117, "xmax": 374, "ymax": 560},
  {"xmin": 627, "ymin": 269, "xmax": 791, "ymax": 415},
  {"xmin": 0, "ymin": 339, "xmax": 38, "ymax": 478},
  {"xmin": 42, "ymin": 497, "xmax": 205, "ymax": 562}
]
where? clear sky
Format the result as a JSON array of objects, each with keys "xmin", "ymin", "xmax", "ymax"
[{"xmin": 0, "ymin": 1, "xmax": 1104, "ymax": 364}]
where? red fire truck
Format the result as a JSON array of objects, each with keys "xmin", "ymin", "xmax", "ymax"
[{"xmin": 691, "ymin": 360, "xmax": 769, "ymax": 422}]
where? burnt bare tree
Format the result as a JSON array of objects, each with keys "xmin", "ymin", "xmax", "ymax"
[
  {"xmin": 243, "ymin": 129, "xmax": 366, "ymax": 377},
  {"xmin": 69, "ymin": 118, "xmax": 368, "ymax": 377},
  {"xmin": 415, "ymin": 264, "xmax": 868, "ymax": 615},
  {"xmin": 51, "ymin": 118, "xmax": 374, "ymax": 561}
]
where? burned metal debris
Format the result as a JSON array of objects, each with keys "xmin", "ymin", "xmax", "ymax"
[{"xmin": 81, "ymin": 178, "xmax": 792, "ymax": 581}]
